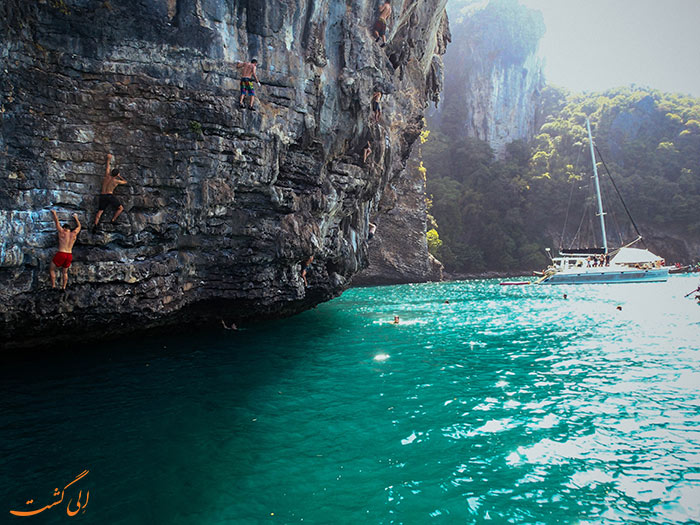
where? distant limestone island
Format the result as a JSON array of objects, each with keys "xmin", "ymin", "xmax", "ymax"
[
  {"xmin": 423, "ymin": 84, "xmax": 700, "ymax": 278},
  {"xmin": 421, "ymin": 1, "xmax": 700, "ymax": 278}
]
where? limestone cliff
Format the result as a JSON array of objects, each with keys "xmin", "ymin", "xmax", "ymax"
[
  {"xmin": 358, "ymin": 0, "xmax": 545, "ymax": 285},
  {"xmin": 351, "ymin": 151, "xmax": 444, "ymax": 286},
  {"xmin": 0, "ymin": 0, "xmax": 449, "ymax": 348},
  {"xmin": 433, "ymin": 0, "xmax": 544, "ymax": 156}
]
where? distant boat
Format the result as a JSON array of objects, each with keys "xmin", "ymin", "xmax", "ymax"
[
  {"xmin": 538, "ymin": 119, "xmax": 669, "ymax": 285},
  {"xmin": 669, "ymin": 264, "xmax": 691, "ymax": 274}
]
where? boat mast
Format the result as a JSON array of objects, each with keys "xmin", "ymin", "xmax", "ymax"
[{"xmin": 587, "ymin": 118, "xmax": 607, "ymax": 253}]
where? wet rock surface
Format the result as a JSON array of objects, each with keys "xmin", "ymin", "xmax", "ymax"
[{"xmin": 0, "ymin": 0, "xmax": 448, "ymax": 349}]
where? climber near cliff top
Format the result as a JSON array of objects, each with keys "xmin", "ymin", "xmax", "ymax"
[
  {"xmin": 49, "ymin": 210, "xmax": 81, "ymax": 290},
  {"xmin": 93, "ymin": 153, "xmax": 127, "ymax": 231},
  {"xmin": 235, "ymin": 59, "xmax": 261, "ymax": 110},
  {"xmin": 373, "ymin": 0, "xmax": 392, "ymax": 47}
]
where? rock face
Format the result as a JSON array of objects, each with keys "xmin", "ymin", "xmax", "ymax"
[
  {"xmin": 0, "ymin": 0, "xmax": 449, "ymax": 348},
  {"xmin": 353, "ymin": 12, "xmax": 449, "ymax": 287},
  {"xmin": 351, "ymin": 152, "xmax": 444, "ymax": 286},
  {"xmin": 433, "ymin": 0, "xmax": 544, "ymax": 156}
]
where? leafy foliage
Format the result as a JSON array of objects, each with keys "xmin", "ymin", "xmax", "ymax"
[
  {"xmin": 424, "ymin": 86, "xmax": 700, "ymax": 272},
  {"xmin": 426, "ymin": 229, "xmax": 442, "ymax": 257}
]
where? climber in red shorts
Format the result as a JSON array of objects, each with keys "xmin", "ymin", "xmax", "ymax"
[{"xmin": 49, "ymin": 209, "xmax": 81, "ymax": 290}]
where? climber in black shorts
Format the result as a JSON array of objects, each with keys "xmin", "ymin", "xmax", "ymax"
[
  {"xmin": 93, "ymin": 152, "xmax": 128, "ymax": 230},
  {"xmin": 98, "ymin": 193, "xmax": 121, "ymax": 212}
]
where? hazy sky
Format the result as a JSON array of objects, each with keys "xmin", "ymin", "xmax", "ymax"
[{"xmin": 518, "ymin": 0, "xmax": 700, "ymax": 96}]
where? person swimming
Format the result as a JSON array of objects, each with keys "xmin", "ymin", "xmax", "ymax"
[{"xmin": 221, "ymin": 320, "xmax": 238, "ymax": 330}]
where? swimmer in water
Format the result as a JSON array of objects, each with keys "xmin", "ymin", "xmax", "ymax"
[
  {"xmin": 393, "ymin": 315, "xmax": 400, "ymax": 324},
  {"xmin": 221, "ymin": 319, "xmax": 238, "ymax": 330}
]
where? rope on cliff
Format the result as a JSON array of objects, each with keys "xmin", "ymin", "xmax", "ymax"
[
  {"xmin": 560, "ymin": 145, "xmax": 583, "ymax": 251},
  {"xmin": 594, "ymin": 144, "xmax": 645, "ymax": 248}
]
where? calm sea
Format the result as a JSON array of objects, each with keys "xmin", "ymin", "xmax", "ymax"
[{"xmin": 1, "ymin": 276, "xmax": 699, "ymax": 524}]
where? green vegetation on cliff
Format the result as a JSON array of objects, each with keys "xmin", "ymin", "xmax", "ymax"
[{"xmin": 424, "ymin": 86, "xmax": 700, "ymax": 272}]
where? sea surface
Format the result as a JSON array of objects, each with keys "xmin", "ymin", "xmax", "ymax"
[{"xmin": 2, "ymin": 276, "xmax": 700, "ymax": 524}]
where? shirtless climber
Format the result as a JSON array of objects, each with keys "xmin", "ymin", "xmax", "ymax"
[
  {"xmin": 363, "ymin": 141, "xmax": 373, "ymax": 164},
  {"xmin": 302, "ymin": 255, "xmax": 314, "ymax": 287},
  {"xmin": 371, "ymin": 91, "xmax": 382, "ymax": 122},
  {"xmin": 49, "ymin": 210, "xmax": 81, "ymax": 290},
  {"xmin": 93, "ymin": 153, "xmax": 127, "ymax": 230},
  {"xmin": 368, "ymin": 222, "xmax": 377, "ymax": 240},
  {"xmin": 235, "ymin": 58, "xmax": 261, "ymax": 110},
  {"xmin": 373, "ymin": 0, "xmax": 392, "ymax": 47}
]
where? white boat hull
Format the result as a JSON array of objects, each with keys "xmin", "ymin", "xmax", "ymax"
[{"xmin": 541, "ymin": 267, "xmax": 669, "ymax": 285}]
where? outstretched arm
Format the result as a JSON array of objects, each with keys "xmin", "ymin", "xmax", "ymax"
[
  {"xmin": 254, "ymin": 67, "xmax": 260, "ymax": 85},
  {"xmin": 116, "ymin": 176, "xmax": 128, "ymax": 185},
  {"xmin": 51, "ymin": 209, "xmax": 61, "ymax": 230},
  {"xmin": 73, "ymin": 213, "xmax": 81, "ymax": 234},
  {"xmin": 105, "ymin": 153, "xmax": 113, "ymax": 177}
]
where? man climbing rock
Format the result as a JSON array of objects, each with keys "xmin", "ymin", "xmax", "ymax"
[
  {"xmin": 363, "ymin": 141, "xmax": 373, "ymax": 164},
  {"xmin": 371, "ymin": 91, "xmax": 383, "ymax": 123},
  {"xmin": 93, "ymin": 153, "xmax": 127, "ymax": 231},
  {"xmin": 49, "ymin": 210, "xmax": 81, "ymax": 290},
  {"xmin": 302, "ymin": 255, "xmax": 314, "ymax": 287},
  {"xmin": 368, "ymin": 222, "xmax": 377, "ymax": 240},
  {"xmin": 235, "ymin": 58, "xmax": 261, "ymax": 110},
  {"xmin": 373, "ymin": 0, "xmax": 392, "ymax": 47}
]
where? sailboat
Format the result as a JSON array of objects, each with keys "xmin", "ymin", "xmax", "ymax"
[{"xmin": 538, "ymin": 119, "xmax": 669, "ymax": 285}]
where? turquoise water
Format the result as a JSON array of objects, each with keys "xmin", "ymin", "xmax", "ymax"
[{"xmin": 2, "ymin": 276, "xmax": 700, "ymax": 524}]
